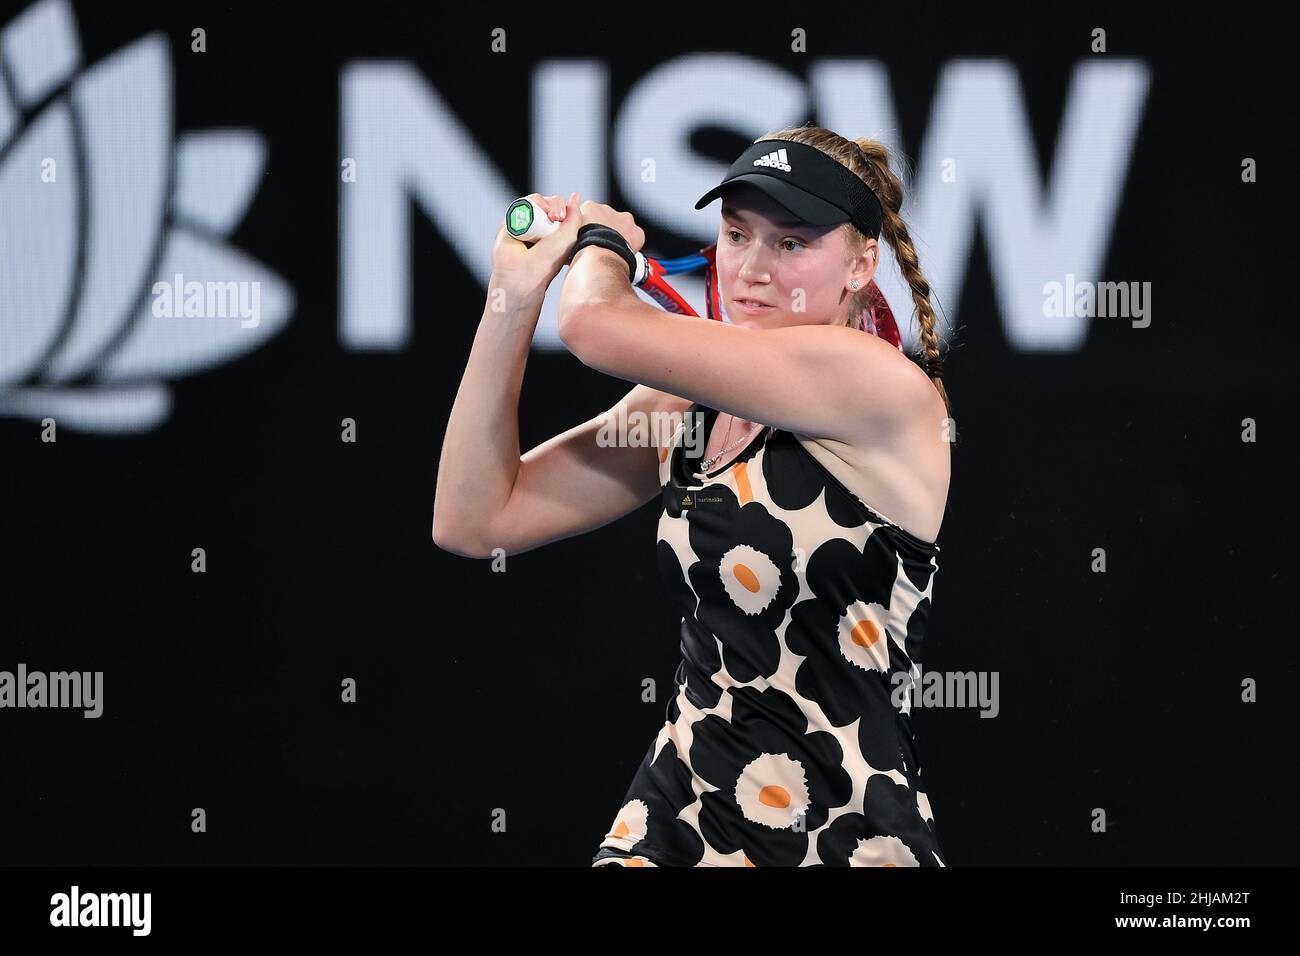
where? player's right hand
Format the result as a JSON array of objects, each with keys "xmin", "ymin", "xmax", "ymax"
[{"xmin": 490, "ymin": 192, "xmax": 582, "ymax": 300}]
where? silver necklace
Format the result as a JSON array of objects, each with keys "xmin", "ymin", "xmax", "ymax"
[{"xmin": 698, "ymin": 415, "xmax": 764, "ymax": 472}]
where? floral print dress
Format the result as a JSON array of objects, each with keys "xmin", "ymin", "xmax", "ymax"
[{"xmin": 592, "ymin": 402, "xmax": 947, "ymax": 867}]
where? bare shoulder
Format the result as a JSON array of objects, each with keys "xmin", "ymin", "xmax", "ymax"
[
  {"xmin": 616, "ymin": 382, "xmax": 695, "ymax": 416},
  {"xmin": 619, "ymin": 384, "xmax": 696, "ymax": 441},
  {"xmin": 611, "ymin": 384, "xmax": 697, "ymax": 461},
  {"xmin": 801, "ymin": 363, "xmax": 951, "ymax": 543}
]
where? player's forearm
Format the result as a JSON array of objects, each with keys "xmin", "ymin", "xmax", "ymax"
[
  {"xmin": 557, "ymin": 245, "xmax": 636, "ymax": 342},
  {"xmin": 433, "ymin": 279, "xmax": 542, "ymax": 547}
]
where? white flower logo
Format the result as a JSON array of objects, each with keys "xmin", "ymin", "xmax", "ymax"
[{"xmin": 0, "ymin": 0, "xmax": 293, "ymax": 433}]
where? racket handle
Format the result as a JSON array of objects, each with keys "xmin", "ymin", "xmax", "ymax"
[
  {"xmin": 505, "ymin": 197, "xmax": 561, "ymax": 243},
  {"xmin": 507, "ymin": 196, "xmax": 649, "ymax": 285}
]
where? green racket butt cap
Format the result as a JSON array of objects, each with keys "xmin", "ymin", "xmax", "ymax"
[{"xmin": 506, "ymin": 199, "xmax": 536, "ymax": 237}]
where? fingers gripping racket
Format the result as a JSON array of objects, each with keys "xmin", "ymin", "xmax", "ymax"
[{"xmin": 505, "ymin": 196, "xmax": 903, "ymax": 349}]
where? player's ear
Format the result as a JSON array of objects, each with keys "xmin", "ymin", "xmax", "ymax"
[{"xmin": 848, "ymin": 238, "xmax": 878, "ymax": 288}]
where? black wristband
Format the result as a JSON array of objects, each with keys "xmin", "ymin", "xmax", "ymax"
[{"xmin": 568, "ymin": 223, "xmax": 636, "ymax": 281}]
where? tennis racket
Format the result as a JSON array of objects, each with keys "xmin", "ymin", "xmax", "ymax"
[{"xmin": 504, "ymin": 195, "xmax": 903, "ymax": 348}]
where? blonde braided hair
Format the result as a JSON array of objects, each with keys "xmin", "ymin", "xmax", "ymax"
[{"xmin": 757, "ymin": 124, "xmax": 952, "ymax": 418}]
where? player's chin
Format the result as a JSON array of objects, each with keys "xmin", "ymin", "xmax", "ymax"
[
  {"xmin": 729, "ymin": 314, "xmax": 782, "ymax": 330},
  {"xmin": 754, "ymin": 312, "xmax": 793, "ymax": 330},
  {"xmin": 727, "ymin": 303, "xmax": 784, "ymax": 329}
]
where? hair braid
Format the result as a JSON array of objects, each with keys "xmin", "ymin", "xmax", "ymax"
[
  {"xmin": 876, "ymin": 198, "xmax": 951, "ymax": 418},
  {"xmin": 758, "ymin": 124, "xmax": 953, "ymax": 420}
]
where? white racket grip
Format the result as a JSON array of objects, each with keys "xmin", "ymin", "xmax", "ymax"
[{"xmin": 505, "ymin": 197, "xmax": 561, "ymax": 243}]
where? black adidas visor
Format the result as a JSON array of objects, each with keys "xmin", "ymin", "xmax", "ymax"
[{"xmin": 694, "ymin": 139, "xmax": 883, "ymax": 240}]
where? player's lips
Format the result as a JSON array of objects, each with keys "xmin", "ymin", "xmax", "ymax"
[{"xmin": 733, "ymin": 296, "xmax": 774, "ymax": 311}]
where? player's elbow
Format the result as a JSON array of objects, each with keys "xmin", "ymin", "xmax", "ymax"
[
  {"xmin": 556, "ymin": 299, "xmax": 594, "ymax": 358},
  {"xmin": 431, "ymin": 514, "xmax": 488, "ymax": 559}
]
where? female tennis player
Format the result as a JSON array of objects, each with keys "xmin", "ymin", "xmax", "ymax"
[{"xmin": 434, "ymin": 124, "xmax": 952, "ymax": 867}]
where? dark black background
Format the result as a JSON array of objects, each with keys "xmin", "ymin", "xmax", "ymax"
[{"xmin": 1, "ymin": 1, "xmax": 1292, "ymax": 865}]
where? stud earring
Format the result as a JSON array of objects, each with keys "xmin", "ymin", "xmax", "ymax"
[{"xmin": 850, "ymin": 280, "xmax": 860, "ymax": 290}]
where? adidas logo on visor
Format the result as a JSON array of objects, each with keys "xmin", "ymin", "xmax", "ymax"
[{"xmin": 752, "ymin": 148, "xmax": 791, "ymax": 172}]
